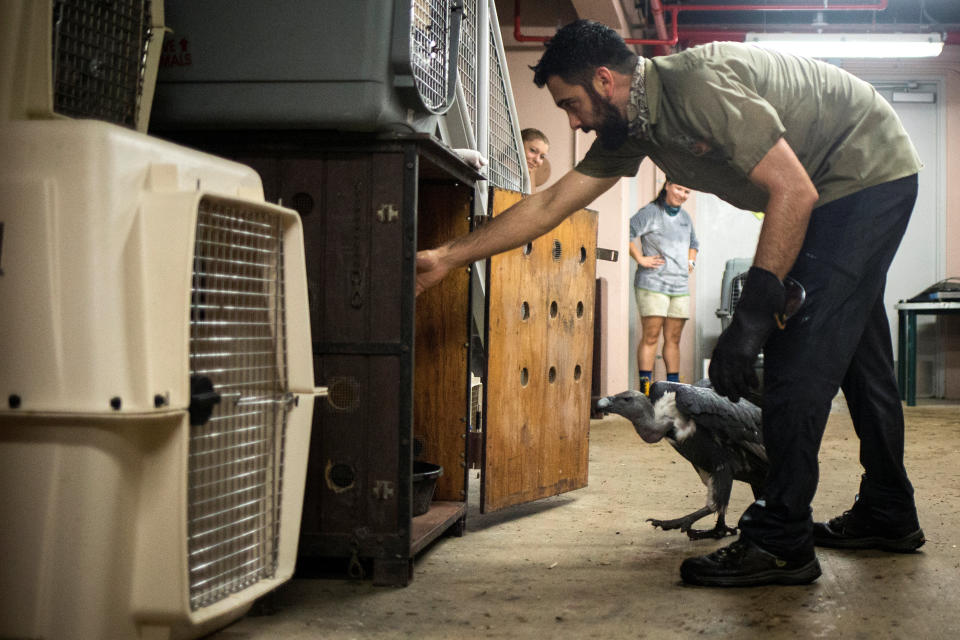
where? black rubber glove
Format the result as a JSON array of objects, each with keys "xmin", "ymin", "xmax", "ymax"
[{"xmin": 709, "ymin": 266, "xmax": 785, "ymax": 403}]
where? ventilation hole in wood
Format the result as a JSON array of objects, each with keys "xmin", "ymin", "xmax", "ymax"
[
  {"xmin": 291, "ymin": 191, "xmax": 315, "ymax": 217},
  {"xmin": 520, "ymin": 367, "xmax": 529, "ymax": 386},
  {"xmin": 521, "ymin": 301, "xmax": 530, "ymax": 320},
  {"xmin": 329, "ymin": 463, "xmax": 355, "ymax": 489},
  {"xmin": 523, "ymin": 243, "xmax": 533, "ymax": 256},
  {"xmin": 548, "ymin": 366, "xmax": 557, "ymax": 383},
  {"xmin": 550, "ymin": 301, "xmax": 558, "ymax": 318},
  {"xmin": 552, "ymin": 240, "xmax": 562, "ymax": 261},
  {"xmin": 327, "ymin": 377, "xmax": 361, "ymax": 412},
  {"xmin": 579, "ymin": 246, "xmax": 587, "ymax": 263},
  {"xmin": 574, "ymin": 365, "xmax": 582, "ymax": 381},
  {"xmin": 576, "ymin": 301, "xmax": 584, "ymax": 317}
]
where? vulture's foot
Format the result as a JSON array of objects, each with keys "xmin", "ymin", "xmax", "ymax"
[
  {"xmin": 646, "ymin": 516, "xmax": 701, "ymax": 533},
  {"xmin": 647, "ymin": 506, "xmax": 714, "ymax": 534},
  {"xmin": 686, "ymin": 524, "xmax": 738, "ymax": 540}
]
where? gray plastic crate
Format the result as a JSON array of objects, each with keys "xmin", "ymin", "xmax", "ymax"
[
  {"xmin": 716, "ymin": 257, "xmax": 753, "ymax": 332},
  {"xmin": 152, "ymin": 0, "xmax": 462, "ymax": 132}
]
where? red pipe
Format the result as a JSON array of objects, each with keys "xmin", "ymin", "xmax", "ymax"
[
  {"xmin": 514, "ymin": 0, "xmax": 890, "ymax": 48},
  {"xmin": 514, "ymin": 2, "xmax": 679, "ymax": 45},
  {"xmin": 511, "ymin": 0, "xmax": 545, "ymax": 42},
  {"xmin": 649, "ymin": 0, "xmax": 674, "ymax": 55}
]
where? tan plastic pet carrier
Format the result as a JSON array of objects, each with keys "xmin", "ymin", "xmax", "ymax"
[
  {"xmin": 0, "ymin": 119, "xmax": 319, "ymax": 640},
  {"xmin": 1, "ymin": 0, "xmax": 165, "ymax": 131}
]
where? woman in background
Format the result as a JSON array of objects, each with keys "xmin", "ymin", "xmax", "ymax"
[
  {"xmin": 629, "ymin": 178, "xmax": 699, "ymax": 387},
  {"xmin": 521, "ymin": 128, "xmax": 550, "ymax": 191}
]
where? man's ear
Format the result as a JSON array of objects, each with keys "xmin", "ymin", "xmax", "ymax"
[{"xmin": 594, "ymin": 66, "xmax": 615, "ymax": 99}]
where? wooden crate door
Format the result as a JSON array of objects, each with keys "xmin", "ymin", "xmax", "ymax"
[{"xmin": 482, "ymin": 188, "xmax": 597, "ymax": 513}]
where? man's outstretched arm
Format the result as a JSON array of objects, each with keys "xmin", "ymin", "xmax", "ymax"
[{"xmin": 416, "ymin": 170, "xmax": 619, "ymax": 295}]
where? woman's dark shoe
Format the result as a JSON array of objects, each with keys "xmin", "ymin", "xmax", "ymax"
[
  {"xmin": 680, "ymin": 538, "xmax": 822, "ymax": 587},
  {"xmin": 814, "ymin": 510, "xmax": 925, "ymax": 552}
]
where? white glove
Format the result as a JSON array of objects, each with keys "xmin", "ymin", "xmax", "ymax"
[{"xmin": 453, "ymin": 148, "xmax": 487, "ymax": 171}]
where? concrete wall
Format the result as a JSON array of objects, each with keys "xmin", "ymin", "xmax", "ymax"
[{"xmin": 839, "ymin": 49, "xmax": 960, "ymax": 398}]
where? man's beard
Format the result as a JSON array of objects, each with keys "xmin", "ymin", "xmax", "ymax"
[{"xmin": 586, "ymin": 86, "xmax": 629, "ymax": 150}]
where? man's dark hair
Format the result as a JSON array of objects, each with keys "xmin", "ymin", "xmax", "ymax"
[{"xmin": 531, "ymin": 20, "xmax": 638, "ymax": 89}]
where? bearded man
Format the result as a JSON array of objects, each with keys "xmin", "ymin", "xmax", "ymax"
[{"xmin": 416, "ymin": 20, "xmax": 924, "ymax": 587}]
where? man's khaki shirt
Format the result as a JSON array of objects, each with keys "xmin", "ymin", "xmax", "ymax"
[{"xmin": 575, "ymin": 42, "xmax": 922, "ymax": 211}]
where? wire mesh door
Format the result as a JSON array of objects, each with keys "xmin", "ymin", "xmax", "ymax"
[
  {"xmin": 187, "ymin": 197, "xmax": 290, "ymax": 610},
  {"xmin": 51, "ymin": 0, "xmax": 156, "ymax": 128},
  {"xmin": 486, "ymin": 7, "xmax": 524, "ymax": 192},
  {"xmin": 410, "ymin": 0, "xmax": 461, "ymax": 114},
  {"xmin": 456, "ymin": 0, "xmax": 479, "ymax": 134}
]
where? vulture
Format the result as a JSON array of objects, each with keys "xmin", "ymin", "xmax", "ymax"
[{"xmin": 596, "ymin": 381, "xmax": 767, "ymax": 540}]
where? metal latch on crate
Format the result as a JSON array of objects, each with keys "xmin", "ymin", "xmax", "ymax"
[
  {"xmin": 596, "ymin": 248, "xmax": 619, "ymax": 262},
  {"xmin": 234, "ymin": 388, "xmax": 329, "ymax": 411}
]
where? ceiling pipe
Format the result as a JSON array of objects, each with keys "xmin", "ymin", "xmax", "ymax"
[
  {"xmin": 513, "ymin": 0, "xmax": 678, "ymax": 45},
  {"xmin": 649, "ymin": 0, "xmax": 673, "ymax": 56},
  {"xmin": 514, "ymin": 0, "xmax": 891, "ymax": 49}
]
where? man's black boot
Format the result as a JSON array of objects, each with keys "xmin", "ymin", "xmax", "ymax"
[
  {"xmin": 680, "ymin": 537, "xmax": 821, "ymax": 587},
  {"xmin": 814, "ymin": 510, "xmax": 925, "ymax": 552}
]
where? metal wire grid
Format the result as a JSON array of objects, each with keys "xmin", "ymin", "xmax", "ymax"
[
  {"xmin": 457, "ymin": 0, "xmax": 479, "ymax": 133},
  {"xmin": 51, "ymin": 0, "xmax": 154, "ymax": 128},
  {"xmin": 410, "ymin": 0, "xmax": 452, "ymax": 112},
  {"xmin": 187, "ymin": 199, "xmax": 289, "ymax": 611},
  {"xmin": 52, "ymin": 0, "xmax": 153, "ymax": 128},
  {"xmin": 486, "ymin": 21, "xmax": 524, "ymax": 191}
]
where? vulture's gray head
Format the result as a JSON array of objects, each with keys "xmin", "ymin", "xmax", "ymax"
[{"xmin": 596, "ymin": 390, "xmax": 670, "ymax": 443}]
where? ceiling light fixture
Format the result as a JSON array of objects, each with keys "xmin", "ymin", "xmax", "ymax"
[{"xmin": 744, "ymin": 32, "xmax": 944, "ymax": 58}]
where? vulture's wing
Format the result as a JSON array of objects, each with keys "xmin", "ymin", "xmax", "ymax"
[
  {"xmin": 649, "ymin": 380, "xmax": 686, "ymax": 404},
  {"xmin": 651, "ymin": 381, "xmax": 766, "ymax": 463}
]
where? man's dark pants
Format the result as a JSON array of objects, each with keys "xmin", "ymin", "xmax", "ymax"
[{"xmin": 738, "ymin": 174, "xmax": 920, "ymax": 560}]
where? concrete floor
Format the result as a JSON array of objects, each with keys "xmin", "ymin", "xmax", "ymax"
[{"xmin": 206, "ymin": 399, "xmax": 960, "ymax": 639}]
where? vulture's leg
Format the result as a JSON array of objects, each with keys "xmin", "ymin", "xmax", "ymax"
[
  {"xmin": 686, "ymin": 467, "xmax": 738, "ymax": 539},
  {"xmin": 647, "ymin": 466, "xmax": 717, "ymax": 533},
  {"xmin": 687, "ymin": 507, "xmax": 738, "ymax": 539}
]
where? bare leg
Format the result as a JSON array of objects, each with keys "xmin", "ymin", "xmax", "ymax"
[
  {"xmin": 662, "ymin": 317, "xmax": 687, "ymax": 375},
  {"xmin": 638, "ymin": 315, "xmax": 665, "ymax": 374}
]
